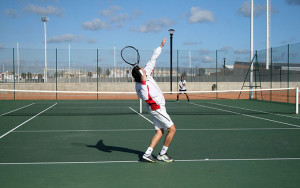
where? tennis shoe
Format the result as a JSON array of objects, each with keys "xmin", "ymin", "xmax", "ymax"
[
  {"xmin": 157, "ymin": 153, "xmax": 174, "ymax": 162},
  {"xmin": 142, "ymin": 154, "xmax": 157, "ymax": 163}
]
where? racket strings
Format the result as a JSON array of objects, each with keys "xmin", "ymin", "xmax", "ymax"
[{"xmin": 121, "ymin": 46, "xmax": 140, "ymax": 66}]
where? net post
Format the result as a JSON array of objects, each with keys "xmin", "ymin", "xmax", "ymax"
[
  {"xmin": 139, "ymin": 99, "xmax": 142, "ymax": 113},
  {"xmin": 296, "ymin": 87, "xmax": 299, "ymax": 114}
]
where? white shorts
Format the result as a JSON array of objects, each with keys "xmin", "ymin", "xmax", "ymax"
[{"xmin": 148, "ymin": 106, "xmax": 174, "ymax": 130}]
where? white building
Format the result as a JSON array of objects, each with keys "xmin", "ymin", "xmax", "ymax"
[{"xmin": 0, "ymin": 72, "xmax": 14, "ymax": 82}]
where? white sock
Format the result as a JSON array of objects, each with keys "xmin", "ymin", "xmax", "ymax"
[
  {"xmin": 160, "ymin": 145, "xmax": 168, "ymax": 155},
  {"xmin": 145, "ymin": 147, "xmax": 153, "ymax": 155}
]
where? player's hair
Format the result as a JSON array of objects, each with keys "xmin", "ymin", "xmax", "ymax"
[{"xmin": 132, "ymin": 66, "xmax": 142, "ymax": 82}]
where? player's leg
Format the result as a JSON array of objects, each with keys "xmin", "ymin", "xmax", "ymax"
[
  {"xmin": 143, "ymin": 120, "xmax": 164, "ymax": 162},
  {"xmin": 163, "ymin": 125, "xmax": 176, "ymax": 147},
  {"xmin": 185, "ymin": 93, "xmax": 190, "ymax": 102},
  {"xmin": 149, "ymin": 108, "xmax": 175, "ymax": 162},
  {"xmin": 143, "ymin": 129, "xmax": 164, "ymax": 162},
  {"xmin": 149, "ymin": 128, "xmax": 164, "ymax": 149},
  {"xmin": 176, "ymin": 92, "xmax": 180, "ymax": 102},
  {"xmin": 157, "ymin": 125, "xmax": 176, "ymax": 162}
]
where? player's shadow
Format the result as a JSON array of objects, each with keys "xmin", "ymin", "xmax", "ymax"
[{"xmin": 87, "ymin": 140, "xmax": 144, "ymax": 161}]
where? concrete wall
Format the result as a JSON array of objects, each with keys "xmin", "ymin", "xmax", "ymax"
[{"xmin": 1, "ymin": 82, "xmax": 299, "ymax": 92}]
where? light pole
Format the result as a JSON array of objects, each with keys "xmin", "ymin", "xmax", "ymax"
[
  {"xmin": 41, "ymin": 16, "xmax": 48, "ymax": 83},
  {"xmin": 250, "ymin": 0, "xmax": 254, "ymax": 99},
  {"xmin": 168, "ymin": 29, "xmax": 175, "ymax": 92}
]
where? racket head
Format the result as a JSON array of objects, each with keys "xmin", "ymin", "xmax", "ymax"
[{"xmin": 121, "ymin": 46, "xmax": 140, "ymax": 66}]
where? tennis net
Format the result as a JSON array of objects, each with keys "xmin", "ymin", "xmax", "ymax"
[
  {"xmin": 0, "ymin": 87, "xmax": 298, "ymax": 115},
  {"xmin": 161, "ymin": 87, "xmax": 299, "ymax": 115}
]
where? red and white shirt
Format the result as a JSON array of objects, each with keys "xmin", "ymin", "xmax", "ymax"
[{"xmin": 135, "ymin": 47, "xmax": 165, "ymax": 111}]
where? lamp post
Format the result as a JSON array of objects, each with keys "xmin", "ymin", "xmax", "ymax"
[
  {"xmin": 250, "ymin": 0, "xmax": 254, "ymax": 99},
  {"xmin": 41, "ymin": 16, "xmax": 48, "ymax": 83},
  {"xmin": 168, "ymin": 29, "xmax": 175, "ymax": 92}
]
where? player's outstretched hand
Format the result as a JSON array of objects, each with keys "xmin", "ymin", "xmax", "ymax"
[{"xmin": 160, "ymin": 37, "xmax": 167, "ymax": 47}]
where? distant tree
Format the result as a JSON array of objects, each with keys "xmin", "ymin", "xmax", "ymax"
[
  {"xmin": 59, "ymin": 71, "xmax": 65, "ymax": 77},
  {"xmin": 21, "ymin": 73, "xmax": 26, "ymax": 79},
  {"xmin": 27, "ymin": 72, "xmax": 32, "ymax": 79},
  {"xmin": 181, "ymin": 71, "xmax": 187, "ymax": 77},
  {"xmin": 105, "ymin": 69, "xmax": 110, "ymax": 77},
  {"xmin": 87, "ymin": 72, "xmax": 92, "ymax": 78},
  {"xmin": 97, "ymin": 67, "xmax": 102, "ymax": 76},
  {"xmin": 38, "ymin": 74, "xmax": 43, "ymax": 81},
  {"xmin": 54, "ymin": 71, "xmax": 64, "ymax": 78}
]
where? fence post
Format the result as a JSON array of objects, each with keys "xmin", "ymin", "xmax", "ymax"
[
  {"xmin": 270, "ymin": 48, "xmax": 273, "ymax": 101},
  {"xmin": 216, "ymin": 50, "xmax": 218, "ymax": 99},
  {"xmin": 287, "ymin": 44, "xmax": 290, "ymax": 103},
  {"xmin": 13, "ymin": 48, "xmax": 15, "ymax": 100},
  {"xmin": 177, "ymin": 50, "xmax": 179, "ymax": 92},
  {"xmin": 56, "ymin": 48, "xmax": 58, "ymax": 100},
  {"xmin": 97, "ymin": 49, "xmax": 99, "ymax": 100}
]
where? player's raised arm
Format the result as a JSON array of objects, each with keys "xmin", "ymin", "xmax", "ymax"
[{"xmin": 144, "ymin": 37, "xmax": 167, "ymax": 75}]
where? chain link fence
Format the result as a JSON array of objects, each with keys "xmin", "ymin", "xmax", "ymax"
[{"xmin": 0, "ymin": 43, "xmax": 299, "ymax": 92}]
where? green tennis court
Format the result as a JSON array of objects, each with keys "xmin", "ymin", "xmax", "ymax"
[{"xmin": 0, "ymin": 99, "xmax": 300, "ymax": 187}]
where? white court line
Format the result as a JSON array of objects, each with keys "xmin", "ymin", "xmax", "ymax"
[
  {"xmin": 208, "ymin": 102, "xmax": 300, "ymax": 120},
  {"xmin": 1, "ymin": 157, "xmax": 300, "ymax": 165},
  {"xmin": 13, "ymin": 127, "xmax": 300, "ymax": 133},
  {"xmin": 14, "ymin": 129, "xmax": 154, "ymax": 133},
  {"xmin": 129, "ymin": 107, "xmax": 153, "ymax": 124},
  {"xmin": 177, "ymin": 127, "xmax": 300, "ymax": 131},
  {"xmin": 0, "ymin": 103, "xmax": 35, "ymax": 116},
  {"xmin": 190, "ymin": 102, "xmax": 300, "ymax": 128},
  {"xmin": 0, "ymin": 103, "xmax": 57, "ymax": 139},
  {"xmin": 0, "ymin": 161, "xmax": 138, "ymax": 165},
  {"xmin": 176, "ymin": 158, "xmax": 300, "ymax": 162},
  {"xmin": 54, "ymin": 107, "xmax": 130, "ymax": 109}
]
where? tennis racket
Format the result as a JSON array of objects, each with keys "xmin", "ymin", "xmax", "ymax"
[
  {"xmin": 121, "ymin": 46, "xmax": 140, "ymax": 66},
  {"xmin": 121, "ymin": 46, "xmax": 144, "ymax": 75}
]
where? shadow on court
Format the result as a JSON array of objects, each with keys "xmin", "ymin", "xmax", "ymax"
[{"xmin": 86, "ymin": 140, "xmax": 144, "ymax": 161}]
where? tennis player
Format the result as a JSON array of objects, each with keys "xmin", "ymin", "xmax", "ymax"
[
  {"xmin": 132, "ymin": 37, "xmax": 176, "ymax": 162},
  {"xmin": 176, "ymin": 76, "xmax": 190, "ymax": 102}
]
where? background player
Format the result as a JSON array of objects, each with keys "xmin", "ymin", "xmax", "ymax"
[{"xmin": 176, "ymin": 76, "xmax": 190, "ymax": 102}]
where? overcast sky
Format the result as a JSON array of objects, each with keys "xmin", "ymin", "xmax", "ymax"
[{"xmin": 0, "ymin": 0, "xmax": 300, "ymax": 51}]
